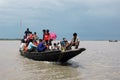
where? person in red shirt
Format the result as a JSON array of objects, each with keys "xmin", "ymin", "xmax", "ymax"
[{"xmin": 44, "ymin": 29, "xmax": 50, "ymax": 45}]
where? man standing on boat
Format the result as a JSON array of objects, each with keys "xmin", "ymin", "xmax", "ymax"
[{"xmin": 24, "ymin": 28, "xmax": 31, "ymax": 37}]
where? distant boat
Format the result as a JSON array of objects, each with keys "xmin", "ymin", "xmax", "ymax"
[
  {"xmin": 20, "ymin": 48, "xmax": 86, "ymax": 62},
  {"xmin": 109, "ymin": 40, "xmax": 118, "ymax": 42}
]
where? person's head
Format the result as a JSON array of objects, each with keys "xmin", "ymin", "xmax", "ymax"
[
  {"xmin": 27, "ymin": 28, "xmax": 29, "ymax": 31},
  {"xmin": 34, "ymin": 32, "xmax": 36, "ymax": 35},
  {"xmin": 54, "ymin": 43, "xmax": 57, "ymax": 46},
  {"xmin": 29, "ymin": 39, "xmax": 33, "ymax": 42},
  {"xmin": 57, "ymin": 42, "xmax": 59, "ymax": 45},
  {"xmin": 73, "ymin": 33, "xmax": 77, "ymax": 37},
  {"xmin": 39, "ymin": 39, "xmax": 43, "ymax": 43},
  {"xmin": 63, "ymin": 38, "xmax": 67, "ymax": 41},
  {"xmin": 43, "ymin": 29, "xmax": 46, "ymax": 33},
  {"xmin": 46, "ymin": 29, "xmax": 49, "ymax": 33}
]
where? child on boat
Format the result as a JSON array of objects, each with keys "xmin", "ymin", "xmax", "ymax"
[
  {"xmin": 53, "ymin": 43, "xmax": 60, "ymax": 50},
  {"xmin": 60, "ymin": 38, "xmax": 71, "ymax": 51}
]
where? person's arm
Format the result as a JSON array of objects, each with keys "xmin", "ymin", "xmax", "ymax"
[
  {"xmin": 71, "ymin": 37, "xmax": 74, "ymax": 43},
  {"xmin": 31, "ymin": 42, "xmax": 37, "ymax": 48}
]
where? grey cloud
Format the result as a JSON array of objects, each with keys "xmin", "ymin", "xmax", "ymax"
[{"xmin": 0, "ymin": 0, "xmax": 120, "ymax": 39}]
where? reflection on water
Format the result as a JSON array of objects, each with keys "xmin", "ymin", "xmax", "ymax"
[{"xmin": 0, "ymin": 40, "xmax": 120, "ymax": 80}]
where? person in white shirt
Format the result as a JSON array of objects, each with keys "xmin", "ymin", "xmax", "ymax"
[
  {"xmin": 20, "ymin": 39, "xmax": 26, "ymax": 51},
  {"xmin": 70, "ymin": 33, "xmax": 80, "ymax": 49}
]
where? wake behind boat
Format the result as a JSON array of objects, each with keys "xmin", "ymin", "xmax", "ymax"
[{"xmin": 20, "ymin": 48, "xmax": 86, "ymax": 62}]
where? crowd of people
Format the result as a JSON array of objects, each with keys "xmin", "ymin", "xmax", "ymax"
[{"xmin": 20, "ymin": 28, "xmax": 80, "ymax": 52}]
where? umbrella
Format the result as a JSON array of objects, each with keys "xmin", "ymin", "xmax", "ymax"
[{"xmin": 50, "ymin": 32, "xmax": 57, "ymax": 40}]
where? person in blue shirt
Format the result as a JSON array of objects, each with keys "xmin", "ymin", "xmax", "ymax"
[
  {"xmin": 60, "ymin": 38, "xmax": 70, "ymax": 50},
  {"xmin": 37, "ymin": 39, "xmax": 47, "ymax": 52}
]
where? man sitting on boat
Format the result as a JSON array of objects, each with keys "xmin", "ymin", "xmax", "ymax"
[
  {"xmin": 37, "ymin": 39, "xmax": 47, "ymax": 52},
  {"xmin": 70, "ymin": 33, "xmax": 80, "ymax": 49},
  {"xmin": 27, "ymin": 39, "xmax": 37, "ymax": 52}
]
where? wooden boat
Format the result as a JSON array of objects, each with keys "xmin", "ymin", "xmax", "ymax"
[{"xmin": 20, "ymin": 48, "xmax": 86, "ymax": 62}]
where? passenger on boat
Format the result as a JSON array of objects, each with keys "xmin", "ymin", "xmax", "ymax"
[
  {"xmin": 60, "ymin": 38, "xmax": 71, "ymax": 50},
  {"xmin": 37, "ymin": 39, "xmax": 47, "ymax": 52},
  {"xmin": 33, "ymin": 32, "xmax": 39, "ymax": 41},
  {"xmin": 20, "ymin": 39, "xmax": 26, "ymax": 51},
  {"xmin": 53, "ymin": 43, "xmax": 60, "ymax": 50},
  {"xmin": 33, "ymin": 32, "xmax": 39, "ymax": 44},
  {"xmin": 70, "ymin": 33, "xmax": 80, "ymax": 49},
  {"xmin": 25, "ymin": 32, "xmax": 34, "ymax": 46},
  {"xmin": 43, "ymin": 29, "xmax": 51, "ymax": 46},
  {"xmin": 28, "ymin": 32, "xmax": 34, "ymax": 40},
  {"xmin": 27, "ymin": 39, "xmax": 37, "ymax": 52},
  {"xmin": 24, "ymin": 28, "xmax": 31, "ymax": 37}
]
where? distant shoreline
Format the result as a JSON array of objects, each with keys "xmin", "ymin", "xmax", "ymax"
[
  {"xmin": 0, "ymin": 39, "xmax": 21, "ymax": 40},
  {"xmin": 0, "ymin": 38, "xmax": 119, "ymax": 42}
]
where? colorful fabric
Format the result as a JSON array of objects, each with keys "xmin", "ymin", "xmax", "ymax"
[{"xmin": 50, "ymin": 32, "xmax": 57, "ymax": 40}]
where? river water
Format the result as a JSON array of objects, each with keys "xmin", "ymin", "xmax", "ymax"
[{"xmin": 0, "ymin": 40, "xmax": 120, "ymax": 80}]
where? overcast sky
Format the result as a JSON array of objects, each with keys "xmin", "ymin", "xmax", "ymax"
[{"xmin": 0, "ymin": 0, "xmax": 120, "ymax": 40}]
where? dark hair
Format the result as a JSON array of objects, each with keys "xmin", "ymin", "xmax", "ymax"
[
  {"xmin": 73, "ymin": 33, "xmax": 77, "ymax": 36},
  {"xmin": 43, "ymin": 29, "xmax": 46, "ymax": 33},
  {"xmin": 39, "ymin": 39, "xmax": 43, "ymax": 42},
  {"xmin": 27, "ymin": 28, "xmax": 29, "ymax": 30},
  {"xmin": 63, "ymin": 38, "xmax": 65, "ymax": 40},
  {"xmin": 29, "ymin": 39, "xmax": 33, "ymax": 42},
  {"xmin": 57, "ymin": 42, "xmax": 59, "ymax": 45},
  {"xmin": 54, "ymin": 43, "xmax": 57, "ymax": 46},
  {"xmin": 21, "ymin": 39, "xmax": 25, "ymax": 43},
  {"xmin": 46, "ymin": 29, "xmax": 49, "ymax": 33},
  {"xmin": 34, "ymin": 32, "xmax": 36, "ymax": 34}
]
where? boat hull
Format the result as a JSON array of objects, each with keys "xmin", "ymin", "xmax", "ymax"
[{"xmin": 20, "ymin": 48, "xmax": 86, "ymax": 62}]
